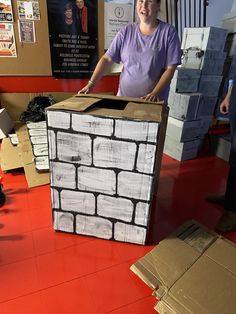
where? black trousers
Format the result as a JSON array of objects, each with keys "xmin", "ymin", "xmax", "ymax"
[{"xmin": 225, "ymin": 112, "xmax": 236, "ymax": 212}]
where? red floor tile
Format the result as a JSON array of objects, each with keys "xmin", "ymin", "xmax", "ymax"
[
  {"xmin": 0, "ymin": 259, "xmax": 39, "ymax": 302},
  {"xmin": 0, "ymin": 153, "xmax": 235, "ymax": 313},
  {"xmin": 36, "ymin": 239, "xmax": 125, "ymax": 289},
  {"xmin": 0, "ymin": 231, "xmax": 35, "ymax": 266},
  {"xmin": 0, "ymin": 292, "xmax": 43, "ymax": 314},
  {"xmin": 32, "ymin": 226, "xmax": 95, "ymax": 256},
  {"xmin": 84, "ymin": 260, "xmax": 152, "ymax": 313},
  {"xmin": 40, "ymin": 277, "xmax": 97, "ymax": 314}
]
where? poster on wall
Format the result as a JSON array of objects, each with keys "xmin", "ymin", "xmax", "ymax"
[
  {"xmin": 18, "ymin": 20, "xmax": 35, "ymax": 43},
  {"xmin": 0, "ymin": 0, "xmax": 13, "ymax": 22},
  {"xmin": 0, "ymin": 23, "xmax": 17, "ymax": 57},
  {"xmin": 104, "ymin": 0, "xmax": 134, "ymax": 50},
  {"xmin": 47, "ymin": 0, "xmax": 98, "ymax": 79},
  {"xmin": 17, "ymin": 1, "xmax": 40, "ymax": 20}
]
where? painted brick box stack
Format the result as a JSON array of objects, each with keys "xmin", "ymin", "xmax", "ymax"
[
  {"xmin": 46, "ymin": 94, "xmax": 168, "ymax": 245},
  {"xmin": 165, "ymin": 27, "xmax": 228, "ymax": 161}
]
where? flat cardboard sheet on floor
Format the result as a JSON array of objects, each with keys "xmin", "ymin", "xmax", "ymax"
[
  {"xmin": 0, "ymin": 124, "xmax": 49, "ymax": 188},
  {"xmin": 130, "ymin": 220, "xmax": 236, "ymax": 314}
]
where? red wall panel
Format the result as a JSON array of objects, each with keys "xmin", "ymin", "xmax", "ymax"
[{"xmin": 0, "ymin": 76, "xmax": 119, "ymax": 93}]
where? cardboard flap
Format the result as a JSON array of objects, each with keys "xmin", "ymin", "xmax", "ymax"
[
  {"xmin": 47, "ymin": 96, "xmax": 101, "ymax": 112},
  {"xmin": 123, "ymin": 102, "xmax": 163, "ymax": 122},
  {"xmin": 75, "ymin": 93, "xmax": 166, "ymax": 106},
  {"xmin": 131, "ymin": 237, "xmax": 200, "ymax": 296},
  {"xmin": 47, "ymin": 94, "xmax": 166, "ymax": 123},
  {"xmin": 0, "ymin": 138, "xmax": 22, "ymax": 171},
  {"xmin": 131, "ymin": 221, "xmax": 218, "ymax": 299},
  {"xmin": 163, "ymin": 253, "xmax": 236, "ymax": 313},
  {"xmin": 205, "ymin": 237, "xmax": 236, "ymax": 273}
]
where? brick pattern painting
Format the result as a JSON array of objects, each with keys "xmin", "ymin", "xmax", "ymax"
[{"xmin": 47, "ymin": 110, "xmax": 159, "ymax": 245}]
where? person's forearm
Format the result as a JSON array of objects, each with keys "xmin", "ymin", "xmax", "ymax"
[
  {"xmin": 152, "ymin": 66, "xmax": 177, "ymax": 97},
  {"xmin": 89, "ymin": 54, "xmax": 113, "ymax": 86}
]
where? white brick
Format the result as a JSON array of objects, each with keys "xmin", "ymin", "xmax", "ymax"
[
  {"xmin": 136, "ymin": 144, "xmax": 156, "ymax": 174},
  {"xmin": 48, "ymin": 130, "xmax": 56, "ymax": 159},
  {"xmin": 76, "ymin": 215, "xmax": 112, "ymax": 239},
  {"xmin": 54, "ymin": 211, "xmax": 74, "ymax": 232},
  {"xmin": 114, "ymin": 222, "xmax": 146, "ymax": 244},
  {"xmin": 97, "ymin": 195, "xmax": 133, "ymax": 222},
  {"xmin": 47, "ymin": 111, "xmax": 70, "ymax": 129},
  {"xmin": 78, "ymin": 166, "xmax": 116, "ymax": 195},
  {"xmin": 57, "ymin": 132, "xmax": 92, "ymax": 165},
  {"xmin": 51, "ymin": 162, "xmax": 76, "ymax": 189},
  {"xmin": 72, "ymin": 114, "xmax": 114, "ymax": 136},
  {"xmin": 93, "ymin": 138, "xmax": 136, "ymax": 170},
  {"xmin": 115, "ymin": 119, "xmax": 159, "ymax": 143},
  {"xmin": 51, "ymin": 188, "xmax": 59, "ymax": 209},
  {"xmin": 61, "ymin": 190, "xmax": 95, "ymax": 214},
  {"xmin": 118, "ymin": 171, "xmax": 153, "ymax": 201},
  {"xmin": 135, "ymin": 202, "xmax": 150, "ymax": 226}
]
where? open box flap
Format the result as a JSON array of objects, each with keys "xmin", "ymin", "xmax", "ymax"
[
  {"xmin": 130, "ymin": 221, "xmax": 218, "ymax": 299},
  {"xmin": 47, "ymin": 94, "xmax": 167, "ymax": 123}
]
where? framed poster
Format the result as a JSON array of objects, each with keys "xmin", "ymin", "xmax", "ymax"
[
  {"xmin": 0, "ymin": 22, "xmax": 17, "ymax": 57},
  {"xmin": 47, "ymin": 0, "xmax": 98, "ymax": 78},
  {"xmin": 18, "ymin": 20, "xmax": 35, "ymax": 43},
  {"xmin": 0, "ymin": 0, "xmax": 13, "ymax": 22}
]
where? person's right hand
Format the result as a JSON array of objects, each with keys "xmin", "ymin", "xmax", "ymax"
[
  {"xmin": 220, "ymin": 97, "xmax": 230, "ymax": 115},
  {"xmin": 78, "ymin": 83, "xmax": 93, "ymax": 94}
]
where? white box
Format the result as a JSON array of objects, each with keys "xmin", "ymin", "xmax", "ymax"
[
  {"xmin": 0, "ymin": 108, "xmax": 14, "ymax": 139},
  {"xmin": 164, "ymin": 135, "xmax": 200, "ymax": 161},
  {"xmin": 168, "ymin": 91, "xmax": 202, "ymax": 121},
  {"xmin": 182, "ymin": 49, "xmax": 226, "ymax": 76},
  {"xmin": 170, "ymin": 68, "xmax": 201, "ymax": 93},
  {"xmin": 181, "ymin": 27, "xmax": 228, "ymax": 52},
  {"xmin": 166, "ymin": 116, "xmax": 212, "ymax": 142}
]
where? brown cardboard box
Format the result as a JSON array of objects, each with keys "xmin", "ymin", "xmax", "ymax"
[
  {"xmin": 1, "ymin": 124, "xmax": 50, "ymax": 188},
  {"xmin": 131, "ymin": 220, "xmax": 236, "ymax": 313},
  {"xmin": 0, "ymin": 92, "xmax": 76, "ymax": 188},
  {"xmin": 46, "ymin": 93, "xmax": 168, "ymax": 244}
]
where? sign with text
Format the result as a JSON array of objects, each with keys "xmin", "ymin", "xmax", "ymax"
[
  {"xmin": 47, "ymin": 0, "xmax": 98, "ymax": 78},
  {"xmin": 104, "ymin": 0, "xmax": 134, "ymax": 50}
]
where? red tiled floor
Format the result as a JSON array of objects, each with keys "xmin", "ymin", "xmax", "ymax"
[{"xmin": 0, "ymin": 153, "xmax": 235, "ymax": 313}]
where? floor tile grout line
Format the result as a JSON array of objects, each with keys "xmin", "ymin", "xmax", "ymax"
[
  {"xmin": 0, "ymin": 257, "xmax": 139, "ymax": 305},
  {"xmin": 104, "ymin": 295, "xmax": 155, "ymax": 314}
]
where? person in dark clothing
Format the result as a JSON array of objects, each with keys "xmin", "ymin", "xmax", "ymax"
[
  {"xmin": 208, "ymin": 79, "xmax": 236, "ymax": 232},
  {"xmin": 75, "ymin": 0, "xmax": 88, "ymax": 34}
]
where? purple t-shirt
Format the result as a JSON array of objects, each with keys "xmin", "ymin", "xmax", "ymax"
[{"xmin": 106, "ymin": 20, "xmax": 181, "ymax": 101}]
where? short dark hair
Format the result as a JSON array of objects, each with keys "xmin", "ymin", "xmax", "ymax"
[{"xmin": 64, "ymin": 3, "xmax": 73, "ymax": 11}]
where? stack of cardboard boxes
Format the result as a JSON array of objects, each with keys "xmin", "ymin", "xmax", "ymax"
[{"xmin": 165, "ymin": 27, "xmax": 228, "ymax": 161}]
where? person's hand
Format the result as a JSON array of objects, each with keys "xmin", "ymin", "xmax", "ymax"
[
  {"xmin": 78, "ymin": 82, "xmax": 94, "ymax": 94},
  {"xmin": 141, "ymin": 92, "xmax": 160, "ymax": 102},
  {"xmin": 220, "ymin": 98, "xmax": 230, "ymax": 114}
]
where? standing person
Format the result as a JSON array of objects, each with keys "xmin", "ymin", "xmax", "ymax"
[
  {"xmin": 207, "ymin": 80, "xmax": 236, "ymax": 232},
  {"xmin": 78, "ymin": 0, "xmax": 181, "ymax": 102},
  {"xmin": 75, "ymin": 0, "xmax": 88, "ymax": 34}
]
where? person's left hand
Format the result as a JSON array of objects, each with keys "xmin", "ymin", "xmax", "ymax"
[{"xmin": 141, "ymin": 92, "xmax": 160, "ymax": 102}]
